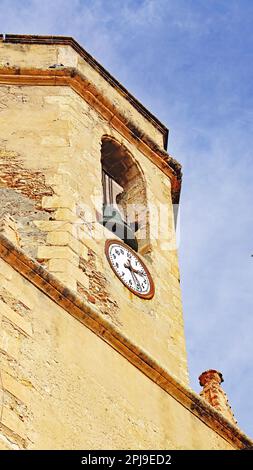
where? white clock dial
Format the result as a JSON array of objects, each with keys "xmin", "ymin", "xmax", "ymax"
[{"xmin": 105, "ymin": 240, "xmax": 154, "ymax": 299}]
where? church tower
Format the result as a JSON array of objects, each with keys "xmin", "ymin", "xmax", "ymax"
[{"xmin": 0, "ymin": 35, "xmax": 251, "ymax": 450}]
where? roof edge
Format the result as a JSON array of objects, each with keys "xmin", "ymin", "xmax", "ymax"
[{"xmin": 1, "ymin": 34, "xmax": 169, "ymax": 150}]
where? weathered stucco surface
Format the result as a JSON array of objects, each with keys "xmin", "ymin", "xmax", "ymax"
[
  {"xmin": 0, "ymin": 257, "xmax": 235, "ymax": 450},
  {"xmin": 0, "ymin": 83, "xmax": 187, "ymax": 384}
]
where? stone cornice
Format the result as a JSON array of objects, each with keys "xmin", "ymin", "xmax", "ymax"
[
  {"xmin": 0, "ymin": 65, "xmax": 181, "ymax": 203},
  {"xmin": 1, "ymin": 34, "xmax": 169, "ymax": 150},
  {"xmin": 0, "ymin": 233, "xmax": 252, "ymax": 450}
]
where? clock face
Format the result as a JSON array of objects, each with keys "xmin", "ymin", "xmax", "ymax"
[{"xmin": 105, "ymin": 240, "xmax": 155, "ymax": 299}]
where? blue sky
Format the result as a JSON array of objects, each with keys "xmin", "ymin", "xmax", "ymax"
[{"xmin": 1, "ymin": 0, "xmax": 253, "ymax": 437}]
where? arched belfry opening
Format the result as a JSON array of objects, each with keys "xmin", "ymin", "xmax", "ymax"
[{"xmin": 100, "ymin": 136, "xmax": 148, "ymax": 252}]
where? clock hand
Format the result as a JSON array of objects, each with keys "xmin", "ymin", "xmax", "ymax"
[
  {"xmin": 123, "ymin": 262, "xmax": 137, "ymax": 285},
  {"xmin": 124, "ymin": 259, "xmax": 138, "ymax": 272},
  {"xmin": 126, "ymin": 261, "xmax": 145, "ymax": 277},
  {"xmin": 131, "ymin": 270, "xmax": 141, "ymax": 290},
  {"xmin": 124, "ymin": 261, "xmax": 142, "ymax": 288},
  {"xmin": 124, "ymin": 261, "xmax": 132, "ymax": 270},
  {"xmin": 131, "ymin": 268, "xmax": 145, "ymax": 277}
]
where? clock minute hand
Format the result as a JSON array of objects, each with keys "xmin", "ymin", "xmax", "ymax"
[
  {"xmin": 131, "ymin": 270, "xmax": 141, "ymax": 290},
  {"xmin": 124, "ymin": 261, "xmax": 142, "ymax": 288},
  {"xmin": 124, "ymin": 262, "xmax": 140, "ymax": 288},
  {"xmin": 131, "ymin": 268, "xmax": 145, "ymax": 277}
]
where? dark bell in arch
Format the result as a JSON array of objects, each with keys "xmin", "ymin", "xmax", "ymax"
[{"xmin": 101, "ymin": 205, "xmax": 138, "ymax": 252}]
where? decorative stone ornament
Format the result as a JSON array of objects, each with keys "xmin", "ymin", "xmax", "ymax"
[
  {"xmin": 199, "ymin": 369, "xmax": 237, "ymax": 426},
  {"xmin": 105, "ymin": 239, "xmax": 155, "ymax": 299}
]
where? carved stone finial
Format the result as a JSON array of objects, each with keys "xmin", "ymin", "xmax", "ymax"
[{"xmin": 199, "ymin": 369, "xmax": 237, "ymax": 426}]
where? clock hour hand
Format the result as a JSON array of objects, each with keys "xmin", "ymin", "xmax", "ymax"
[
  {"xmin": 124, "ymin": 261, "xmax": 140, "ymax": 273},
  {"xmin": 124, "ymin": 261, "xmax": 132, "ymax": 271}
]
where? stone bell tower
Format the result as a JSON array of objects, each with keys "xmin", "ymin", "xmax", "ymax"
[{"xmin": 0, "ymin": 35, "xmax": 251, "ymax": 450}]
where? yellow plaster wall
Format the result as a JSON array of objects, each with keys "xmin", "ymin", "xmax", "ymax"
[
  {"xmin": 0, "ymin": 258, "xmax": 234, "ymax": 450},
  {"xmin": 0, "ymin": 84, "xmax": 188, "ymax": 384}
]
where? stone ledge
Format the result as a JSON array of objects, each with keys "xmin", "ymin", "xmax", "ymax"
[{"xmin": 0, "ymin": 233, "xmax": 252, "ymax": 449}]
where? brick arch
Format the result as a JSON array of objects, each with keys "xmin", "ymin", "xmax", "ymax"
[{"xmin": 101, "ymin": 135, "xmax": 150, "ymax": 252}]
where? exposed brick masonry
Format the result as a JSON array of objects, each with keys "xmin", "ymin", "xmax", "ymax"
[
  {"xmin": 199, "ymin": 370, "xmax": 237, "ymax": 426},
  {"xmin": 0, "ymin": 149, "xmax": 54, "ymax": 258},
  {"xmin": 0, "ymin": 150, "xmax": 53, "ymax": 203}
]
